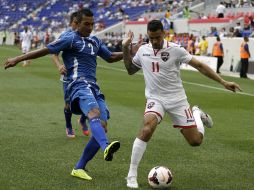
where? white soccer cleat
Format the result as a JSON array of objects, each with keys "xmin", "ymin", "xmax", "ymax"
[
  {"xmin": 192, "ymin": 106, "xmax": 213, "ymax": 128},
  {"xmin": 126, "ymin": 176, "xmax": 139, "ymax": 189}
]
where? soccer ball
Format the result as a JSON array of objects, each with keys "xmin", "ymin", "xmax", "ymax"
[{"xmin": 148, "ymin": 166, "xmax": 173, "ymax": 189}]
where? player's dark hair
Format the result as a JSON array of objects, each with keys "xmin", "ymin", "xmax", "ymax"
[
  {"xmin": 77, "ymin": 8, "xmax": 94, "ymax": 23},
  {"xmin": 70, "ymin": 11, "xmax": 78, "ymax": 25},
  {"xmin": 147, "ymin": 20, "xmax": 164, "ymax": 32}
]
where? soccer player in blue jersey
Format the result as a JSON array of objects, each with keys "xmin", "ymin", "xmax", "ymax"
[
  {"xmin": 4, "ymin": 8, "xmax": 123, "ymax": 180},
  {"xmin": 52, "ymin": 11, "xmax": 89, "ymax": 138}
]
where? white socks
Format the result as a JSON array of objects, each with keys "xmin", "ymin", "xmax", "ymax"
[
  {"xmin": 192, "ymin": 108, "xmax": 205, "ymax": 136},
  {"xmin": 127, "ymin": 138, "xmax": 147, "ymax": 178}
]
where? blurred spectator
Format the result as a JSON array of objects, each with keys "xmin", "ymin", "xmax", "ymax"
[
  {"xmin": 187, "ymin": 34, "xmax": 195, "ymax": 54},
  {"xmin": 199, "ymin": 36, "xmax": 208, "ymax": 56},
  {"xmin": 249, "ymin": 16, "xmax": 254, "ymax": 30},
  {"xmin": 243, "ymin": 16, "xmax": 251, "ymax": 30},
  {"xmin": 231, "ymin": 0, "xmax": 238, "ymax": 7},
  {"xmin": 165, "ymin": 10, "xmax": 171, "ymax": 19},
  {"xmin": 233, "ymin": 28, "xmax": 243, "ymax": 37},
  {"xmin": 240, "ymin": 36, "xmax": 251, "ymax": 78},
  {"xmin": 216, "ymin": 2, "xmax": 226, "ymax": 18},
  {"xmin": 234, "ymin": 22, "xmax": 242, "ymax": 31},
  {"xmin": 20, "ymin": 26, "xmax": 33, "ymax": 67},
  {"xmin": 212, "ymin": 36, "xmax": 224, "ymax": 73},
  {"xmin": 228, "ymin": 27, "xmax": 235, "ymax": 37},
  {"xmin": 1, "ymin": 29, "xmax": 7, "ymax": 45},
  {"xmin": 183, "ymin": 6, "xmax": 191, "ymax": 19},
  {"xmin": 194, "ymin": 37, "xmax": 200, "ymax": 55},
  {"xmin": 200, "ymin": 13, "xmax": 207, "ymax": 19},
  {"xmin": 219, "ymin": 27, "xmax": 227, "ymax": 38},
  {"xmin": 209, "ymin": 27, "xmax": 219, "ymax": 36},
  {"xmin": 14, "ymin": 32, "xmax": 20, "ymax": 46},
  {"xmin": 44, "ymin": 31, "xmax": 50, "ymax": 45},
  {"xmin": 224, "ymin": 0, "xmax": 232, "ymax": 7}
]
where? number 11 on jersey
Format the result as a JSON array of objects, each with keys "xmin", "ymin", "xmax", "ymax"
[{"xmin": 152, "ymin": 62, "xmax": 159, "ymax": 72}]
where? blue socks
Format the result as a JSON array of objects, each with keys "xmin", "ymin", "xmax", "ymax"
[
  {"xmin": 64, "ymin": 108, "xmax": 72, "ymax": 129},
  {"xmin": 75, "ymin": 136, "xmax": 100, "ymax": 169},
  {"xmin": 89, "ymin": 118, "xmax": 108, "ymax": 150}
]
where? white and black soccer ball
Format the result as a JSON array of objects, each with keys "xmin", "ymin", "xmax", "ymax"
[{"xmin": 148, "ymin": 166, "xmax": 173, "ymax": 189}]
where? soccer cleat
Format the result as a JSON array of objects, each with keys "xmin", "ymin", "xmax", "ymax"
[
  {"xmin": 192, "ymin": 106, "xmax": 213, "ymax": 128},
  {"xmin": 66, "ymin": 128, "xmax": 75, "ymax": 138},
  {"xmin": 104, "ymin": 141, "xmax": 120, "ymax": 161},
  {"xmin": 71, "ymin": 169, "xmax": 92, "ymax": 180},
  {"xmin": 126, "ymin": 176, "xmax": 139, "ymax": 189},
  {"xmin": 78, "ymin": 118, "xmax": 90, "ymax": 136}
]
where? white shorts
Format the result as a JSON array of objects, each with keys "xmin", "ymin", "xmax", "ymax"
[
  {"xmin": 22, "ymin": 45, "xmax": 31, "ymax": 54},
  {"xmin": 144, "ymin": 99, "xmax": 197, "ymax": 129}
]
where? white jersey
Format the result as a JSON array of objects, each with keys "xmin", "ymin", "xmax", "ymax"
[
  {"xmin": 133, "ymin": 40, "xmax": 192, "ymax": 106},
  {"xmin": 20, "ymin": 30, "xmax": 33, "ymax": 48}
]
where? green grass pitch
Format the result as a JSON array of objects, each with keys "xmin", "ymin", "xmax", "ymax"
[{"xmin": 0, "ymin": 45, "xmax": 254, "ymax": 190}]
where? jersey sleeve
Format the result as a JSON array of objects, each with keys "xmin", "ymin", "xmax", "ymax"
[
  {"xmin": 132, "ymin": 48, "xmax": 142, "ymax": 68},
  {"xmin": 97, "ymin": 42, "xmax": 112, "ymax": 60},
  {"xmin": 177, "ymin": 46, "xmax": 192, "ymax": 64},
  {"xmin": 46, "ymin": 33, "xmax": 74, "ymax": 54}
]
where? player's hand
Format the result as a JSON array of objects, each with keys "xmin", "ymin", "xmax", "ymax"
[
  {"xmin": 131, "ymin": 38, "xmax": 144, "ymax": 56},
  {"xmin": 122, "ymin": 31, "xmax": 134, "ymax": 47},
  {"xmin": 4, "ymin": 57, "xmax": 19, "ymax": 69},
  {"xmin": 223, "ymin": 81, "xmax": 242, "ymax": 92},
  {"xmin": 58, "ymin": 64, "xmax": 67, "ymax": 75}
]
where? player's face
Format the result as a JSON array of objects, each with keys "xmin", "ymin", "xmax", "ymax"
[
  {"xmin": 147, "ymin": 29, "xmax": 165, "ymax": 49},
  {"xmin": 78, "ymin": 15, "xmax": 94, "ymax": 37}
]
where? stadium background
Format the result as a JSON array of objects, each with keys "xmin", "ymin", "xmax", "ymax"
[{"xmin": 0, "ymin": 0, "xmax": 254, "ymax": 189}]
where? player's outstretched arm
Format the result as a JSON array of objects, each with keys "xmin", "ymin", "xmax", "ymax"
[
  {"xmin": 52, "ymin": 54, "xmax": 67, "ymax": 75},
  {"xmin": 188, "ymin": 57, "xmax": 242, "ymax": 92},
  {"xmin": 107, "ymin": 52, "xmax": 123, "ymax": 63},
  {"xmin": 4, "ymin": 47, "xmax": 50, "ymax": 70},
  {"xmin": 122, "ymin": 31, "xmax": 140, "ymax": 75}
]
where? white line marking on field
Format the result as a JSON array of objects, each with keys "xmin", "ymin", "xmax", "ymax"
[
  {"xmin": 98, "ymin": 64, "xmax": 254, "ymax": 97},
  {"xmin": 1, "ymin": 46, "xmax": 253, "ymax": 97}
]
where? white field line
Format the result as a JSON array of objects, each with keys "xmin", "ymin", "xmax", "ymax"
[
  {"xmin": 98, "ymin": 64, "xmax": 254, "ymax": 97},
  {"xmin": 1, "ymin": 46, "xmax": 253, "ymax": 97}
]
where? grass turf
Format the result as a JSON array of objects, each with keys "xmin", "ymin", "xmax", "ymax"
[{"xmin": 0, "ymin": 45, "xmax": 253, "ymax": 190}]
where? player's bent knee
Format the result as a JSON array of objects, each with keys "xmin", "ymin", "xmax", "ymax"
[
  {"xmin": 188, "ymin": 137, "xmax": 202, "ymax": 147},
  {"xmin": 88, "ymin": 108, "xmax": 101, "ymax": 119}
]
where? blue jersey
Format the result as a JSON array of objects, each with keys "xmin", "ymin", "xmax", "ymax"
[{"xmin": 47, "ymin": 31, "xmax": 112, "ymax": 83}]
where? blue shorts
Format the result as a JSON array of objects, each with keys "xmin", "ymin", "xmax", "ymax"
[{"xmin": 64, "ymin": 78, "xmax": 110, "ymax": 121}]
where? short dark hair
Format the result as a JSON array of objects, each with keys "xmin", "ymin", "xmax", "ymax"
[
  {"xmin": 77, "ymin": 8, "xmax": 94, "ymax": 23},
  {"xmin": 147, "ymin": 20, "xmax": 164, "ymax": 32},
  {"xmin": 70, "ymin": 11, "xmax": 78, "ymax": 24}
]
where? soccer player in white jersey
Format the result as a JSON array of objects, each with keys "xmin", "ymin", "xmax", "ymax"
[
  {"xmin": 122, "ymin": 20, "xmax": 241, "ymax": 189},
  {"xmin": 20, "ymin": 26, "xmax": 33, "ymax": 67}
]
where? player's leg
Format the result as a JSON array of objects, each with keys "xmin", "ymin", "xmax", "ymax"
[
  {"xmin": 63, "ymin": 82, "xmax": 75, "ymax": 138},
  {"xmin": 64, "ymin": 103, "xmax": 75, "ymax": 138},
  {"xmin": 74, "ymin": 98, "xmax": 110, "ymax": 172},
  {"xmin": 171, "ymin": 104, "xmax": 212, "ymax": 146},
  {"xmin": 79, "ymin": 97, "xmax": 120, "ymax": 161},
  {"xmin": 127, "ymin": 100, "xmax": 164, "ymax": 189},
  {"xmin": 78, "ymin": 114, "xmax": 89, "ymax": 136}
]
